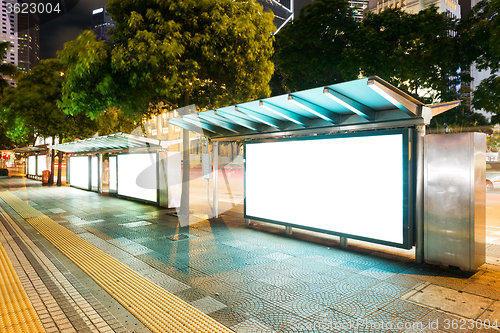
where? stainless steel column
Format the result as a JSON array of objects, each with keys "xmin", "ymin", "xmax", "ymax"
[
  {"xmin": 213, "ymin": 142, "xmax": 219, "ymax": 218},
  {"xmin": 424, "ymin": 133, "xmax": 486, "ymax": 270},
  {"xmin": 415, "ymin": 125, "xmax": 425, "ymax": 264},
  {"xmin": 98, "ymin": 153, "xmax": 103, "ymax": 193}
]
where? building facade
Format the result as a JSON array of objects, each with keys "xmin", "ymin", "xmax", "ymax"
[
  {"xmin": 91, "ymin": 7, "xmax": 115, "ymax": 43},
  {"xmin": 1, "ymin": 0, "xmax": 40, "ymax": 77},
  {"xmin": 366, "ymin": 0, "xmax": 460, "ymax": 16}
]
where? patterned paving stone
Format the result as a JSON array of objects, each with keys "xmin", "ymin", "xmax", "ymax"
[
  {"xmin": 241, "ymin": 280, "xmax": 277, "ymax": 296},
  {"xmin": 259, "ymin": 287, "xmax": 301, "ymax": 305},
  {"xmin": 263, "ymin": 252, "xmax": 295, "ymax": 261},
  {"xmin": 304, "ymin": 289, "xmax": 354, "ymax": 308},
  {"xmin": 231, "ymin": 318, "xmax": 277, "ymax": 333},
  {"xmin": 276, "ymin": 297, "xmax": 328, "ymax": 319},
  {"xmin": 319, "ymin": 267, "xmax": 358, "ymax": 281},
  {"xmin": 384, "ymin": 275, "xmax": 426, "ymax": 290},
  {"xmin": 226, "ymin": 294, "xmax": 272, "ymax": 316},
  {"xmin": 208, "ymin": 307, "xmax": 248, "ymax": 328},
  {"xmin": 306, "ymin": 308, "xmax": 359, "ymax": 332},
  {"xmin": 369, "ymin": 281, "xmax": 413, "ymax": 299},
  {"xmin": 190, "ymin": 296, "xmax": 227, "ymax": 314},
  {"xmin": 254, "ymin": 305, "xmax": 308, "ymax": 332},
  {"xmin": 381, "ymin": 299, "xmax": 432, "ymax": 322},
  {"xmin": 174, "ymin": 287, "xmax": 209, "ymax": 303},
  {"xmin": 331, "ymin": 293, "xmax": 388, "ymax": 319},
  {"xmin": 258, "ymin": 274, "xmax": 298, "ymax": 287}
]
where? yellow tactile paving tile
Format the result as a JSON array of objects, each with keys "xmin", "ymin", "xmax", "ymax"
[
  {"xmin": 0, "ymin": 238, "xmax": 45, "ymax": 332},
  {"xmin": 0, "ymin": 192, "xmax": 233, "ymax": 333}
]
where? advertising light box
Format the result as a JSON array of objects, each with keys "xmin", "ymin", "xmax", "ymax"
[
  {"xmin": 28, "ymin": 155, "xmax": 36, "ymax": 175},
  {"xmin": 244, "ymin": 129, "xmax": 413, "ymax": 249},
  {"xmin": 109, "ymin": 156, "xmax": 117, "ymax": 191},
  {"xmin": 117, "ymin": 153, "xmax": 157, "ymax": 203},
  {"xmin": 91, "ymin": 156, "xmax": 98, "ymax": 190},
  {"xmin": 37, "ymin": 155, "xmax": 47, "ymax": 176},
  {"xmin": 69, "ymin": 156, "xmax": 89, "ymax": 189}
]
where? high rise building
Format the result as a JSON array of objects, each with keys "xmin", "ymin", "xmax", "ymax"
[
  {"xmin": 91, "ymin": 7, "xmax": 115, "ymax": 43},
  {"xmin": 257, "ymin": 0, "xmax": 295, "ymax": 34},
  {"xmin": 0, "ymin": 0, "xmax": 40, "ymax": 77},
  {"xmin": 366, "ymin": 0, "xmax": 460, "ymax": 16}
]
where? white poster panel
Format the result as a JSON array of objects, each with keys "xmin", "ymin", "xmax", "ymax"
[
  {"xmin": 245, "ymin": 134, "xmax": 404, "ymax": 245},
  {"xmin": 117, "ymin": 153, "xmax": 157, "ymax": 202},
  {"xmin": 37, "ymin": 155, "xmax": 47, "ymax": 176},
  {"xmin": 91, "ymin": 156, "xmax": 98, "ymax": 189},
  {"xmin": 28, "ymin": 155, "xmax": 36, "ymax": 175},
  {"xmin": 109, "ymin": 156, "xmax": 117, "ymax": 191},
  {"xmin": 69, "ymin": 156, "xmax": 89, "ymax": 189},
  {"xmin": 167, "ymin": 152, "xmax": 181, "ymax": 208}
]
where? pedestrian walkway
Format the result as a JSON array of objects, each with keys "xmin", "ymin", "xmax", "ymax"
[{"xmin": 1, "ymin": 177, "xmax": 500, "ymax": 332}]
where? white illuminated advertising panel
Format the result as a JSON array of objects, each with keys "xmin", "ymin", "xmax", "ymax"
[
  {"xmin": 69, "ymin": 156, "xmax": 89, "ymax": 189},
  {"xmin": 117, "ymin": 153, "xmax": 157, "ymax": 202},
  {"xmin": 245, "ymin": 131, "xmax": 410, "ymax": 248},
  {"xmin": 28, "ymin": 156, "xmax": 36, "ymax": 175},
  {"xmin": 91, "ymin": 156, "xmax": 98, "ymax": 189},
  {"xmin": 109, "ymin": 156, "xmax": 117, "ymax": 191},
  {"xmin": 37, "ymin": 155, "xmax": 47, "ymax": 176}
]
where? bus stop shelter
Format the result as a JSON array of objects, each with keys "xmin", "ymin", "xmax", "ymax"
[
  {"xmin": 49, "ymin": 132, "xmax": 183, "ymax": 209},
  {"xmin": 167, "ymin": 76, "xmax": 485, "ymax": 270}
]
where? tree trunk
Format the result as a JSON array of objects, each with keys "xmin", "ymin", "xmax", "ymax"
[{"xmin": 180, "ymin": 91, "xmax": 190, "ymax": 216}]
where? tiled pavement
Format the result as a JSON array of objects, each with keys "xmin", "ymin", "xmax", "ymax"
[{"xmin": 2, "ymin": 177, "xmax": 500, "ymax": 332}]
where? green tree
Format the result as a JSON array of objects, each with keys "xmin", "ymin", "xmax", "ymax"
[
  {"xmin": 0, "ymin": 59, "xmax": 135, "ymax": 184},
  {"xmin": 463, "ymin": 0, "xmax": 500, "ymax": 117},
  {"xmin": 274, "ymin": 0, "xmax": 359, "ymax": 92},
  {"xmin": 355, "ymin": 6, "xmax": 461, "ymax": 103},
  {"xmin": 59, "ymin": 0, "xmax": 276, "ymax": 117}
]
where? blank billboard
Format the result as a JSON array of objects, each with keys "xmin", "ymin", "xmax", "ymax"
[
  {"xmin": 245, "ymin": 130, "xmax": 412, "ymax": 248},
  {"xmin": 69, "ymin": 156, "xmax": 89, "ymax": 189},
  {"xmin": 28, "ymin": 156, "xmax": 36, "ymax": 175},
  {"xmin": 37, "ymin": 155, "xmax": 47, "ymax": 176},
  {"xmin": 117, "ymin": 153, "xmax": 157, "ymax": 202}
]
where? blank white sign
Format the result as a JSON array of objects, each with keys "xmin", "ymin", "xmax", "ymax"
[
  {"xmin": 118, "ymin": 153, "xmax": 157, "ymax": 202},
  {"xmin": 69, "ymin": 156, "xmax": 89, "ymax": 189},
  {"xmin": 245, "ymin": 133, "xmax": 405, "ymax": 245}
]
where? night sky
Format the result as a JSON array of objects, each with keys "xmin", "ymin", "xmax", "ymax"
[{"xmin": 39, "ymin": 0, "xmax": 107, "ymax": 59}]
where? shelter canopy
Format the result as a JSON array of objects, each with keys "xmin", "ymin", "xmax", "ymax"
[
  {"xmin": 168, "ymin": 76, "xmax": 459, "ymax": 140},
  {"xmin": 48, "ymin": 133, "xmax": 163, "ymax": 153}
]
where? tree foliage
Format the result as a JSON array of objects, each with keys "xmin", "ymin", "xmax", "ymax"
[
  {"xmin": 58, "ymin": 31, "xmax": 116, "ymax": 119},
  {"xmin": 0, "ymin": 59, "xmax": 134, "ymax": 145},
  {"xmin": 274, "ymin": 0, "xmax": 359, "ymax": 92},
  {"xmin": 275, "ymin": 3, "xmax": 462, "ymax": 102},
  {"xmin": 354, "ymin": 6, "xmax": 461, "ymax": 103},
  {"xmin": 59, "ymin": 0, "xmax": 276, "ymax": 119},
  {"xmin": 463, "ymin": 0, "xmax": 500, "ymax": 116}
]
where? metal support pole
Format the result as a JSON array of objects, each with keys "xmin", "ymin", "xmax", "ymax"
[
  {"xmin": 285, "ymin": 226, "xmax": 292, "ymax": 235},
  {"xmin": 180, "ymin": 128, "xmax": 190, "ymax": 216},
  {"xmin": 415, "ymin": 125, "xmax": 425, "ymax": 264},
  {"xmin": 213, "ymin": 142, "xmax": 219, "ymax": 218},
  {"xmin": 98, "ymin": 153, "xmax": 103, "ymax": 194},
  {"xmin": 340, "ymin": 237, "xmax": 348, "ymax": 247}
]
